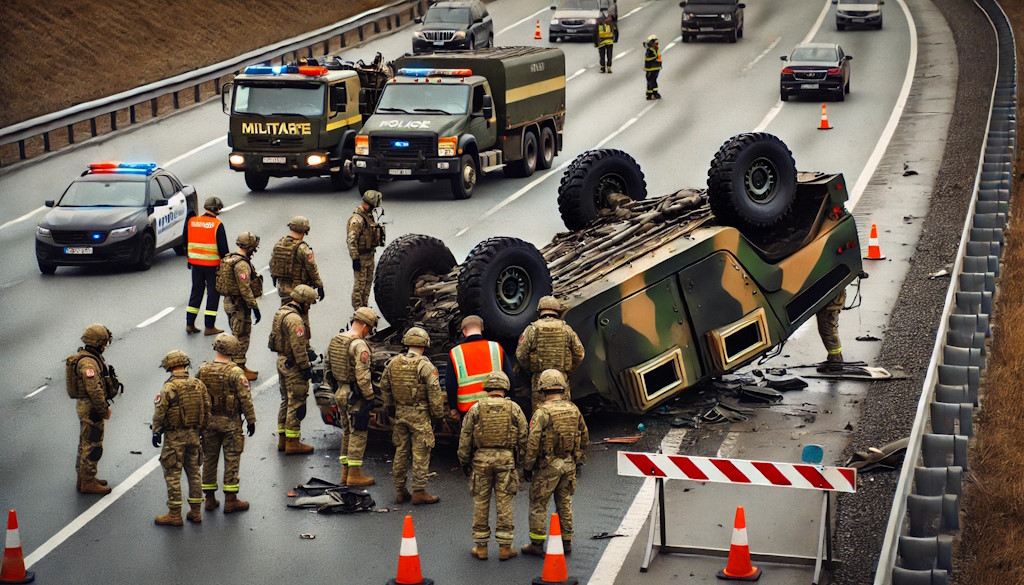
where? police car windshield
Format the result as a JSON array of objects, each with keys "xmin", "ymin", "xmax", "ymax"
[
  {"xmin": 377, "ymin": 84, "xmax": 470, "ymax": 115},
  {"xmin": 233, "ymin": 83, "xmax": 325, "ymax": 116},
  {"xmin": 59, "ymin": 181, "xmax": 146, "ymax": 207},
  {"xmin": 558, "ymin": 0, "xmax": 600, "ymax": 9},
  {"xmin": 424, "ymin": 7, "xmax": 471, "ymax": 23},
  {"xmin": 791, "ymin": 47, "xmax": 838, "ymax": 62}
]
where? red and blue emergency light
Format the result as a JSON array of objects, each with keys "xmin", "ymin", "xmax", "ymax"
[
  {"xmin": 397, "ymin": 68, "xmax": 473, "ymax": 77},
  {"xmin": 244, "ymin": 64, "xmax": 328, "ymax": 77},
  {"xmin": 87, "ymin": 162, "xmax": 158, "ymax": 175}
]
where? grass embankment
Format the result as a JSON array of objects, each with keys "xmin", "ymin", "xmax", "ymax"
[{"xmin": 954, "ymin": 2, "xmax": 1024, "ymax": 583}]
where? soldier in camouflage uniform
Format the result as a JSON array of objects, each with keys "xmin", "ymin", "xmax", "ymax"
[
  {"xmin": 270, "ymin": 216, "xmax": 325, "ymax": 306},
  {"xmin": 269, "ymin": 284, "xmax": 318, "ymax": 455},
  {"xmin": 216, "ymin": 231, "xmax": 263, "ymax": 380},
  {"xmin": 515, "ymin": 296, "xmax": 585, "ymax": 412},
  {"xmin": 327, "ymin": 307, "xmax": 378, "ymax": 486},
  {"xmin": 458, "ymin": 371, "xmax": 528, "ymax": 561},
  {"xmin": 199, "ymin": 334, "xmax": 257, "ymax": 514},
  {"xmin": 67, "ymin": 323, "xmax": 120, "ymax": 495},
  {"xmin": 152, "ymin": 350, "xmax": 211, "ymax": 526},
  {"xmin": 381, "ymin": 327, "xmax": 445, "ymax": 505},
  {"xmin": 816, "ymin": 290, "xmax": 847, "ymax": 371},
  {"xmin": 521, "ymin": 370, "xmax": 589, "ymax": 557},
  {"xmin": 347, "ymin": 190, "xmax": 385, "ymax": 310}
]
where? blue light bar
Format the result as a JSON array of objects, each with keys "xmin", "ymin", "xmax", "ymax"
[
  {"xmin": 91, "ymin": 233, "xmax": 103, "ymax": 241},
  {"xmin": 397, "ymin": 68, "xmax": 473, "ymax": 77},
  {"xmin": 244, "ymin": 64, "xmax": 301, "ymax": 75},
  {"xmin": 119, "ymin": 162, "xmax": 158, "ymax": 171},
  {"xmin": 393, "ymin": 140, "xmax": 410, "ymax": 148}
]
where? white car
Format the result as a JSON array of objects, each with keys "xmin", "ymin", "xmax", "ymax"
[{"xmin": 834, "ymin": 0, "xmax": 883, "ymax": 30}]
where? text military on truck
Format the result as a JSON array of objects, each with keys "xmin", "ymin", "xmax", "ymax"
[
  {"xmin": 352, "ymin": 47, "xmax": 566, "ymax": 199},
  {"xmin": 222, "ymin": 56, "xmax": 391, "ymax": 193}
]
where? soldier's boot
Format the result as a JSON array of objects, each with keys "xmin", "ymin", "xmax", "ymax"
[
  {"xmin": 95, "ymin": 478, "xmax": 108, "ymax": 486},
  {"xmin": 341, "ymin": 464, "xmax": 349, "ymax": 486},
  {"xmin": 346, "ymin": 467, "xmax": 375, "ymax": 487},
  {"xmin": 203, "ymin": 327, "xmax": 224, "ymax": 336},
  {"xmin": 285, "ymin": 437, "xmax": 314, "ymax": 455},
  {"xmin": 498, "ymin": 546, "xmax": 517, "ymax": 561},
  {"xmin": 412, "ymin": 490, "xmax": 439, "ymax": 505},
  {"xmin": 186, "ymin": 503, "xmax": 202, "ymax": 523},
  {"xmin": 278, "ymin": 433, "xmax": 286, "ymax": 452},
  {"xmin": 396, "ymin": 487, "xmax": 412, "ymax": 504},
  {"xmin": 155, "ymin": 508, "xmax": 183, "ymax": 527},
  {"xmin": 563, "ymin": 540, "xmax": 572, "ymax": 554},
  {"xmin": 204, "ymin": 492, "xmax": 220, "ymax": 511},
  {"xmin": 471, "ymin": 545, "xmax": 488, "ymax": 560},
  {"xmin": 521, "ymin": 541, "xmax": 546, "ymax": 557},
  {"xmin": 240, "ymin": 364, "xmax": 259, "ymax": 381},
  {"xmin": 223, "ymin": 494, "xmax": 250, "ymax": 514},
  {"xmin": 78, "ymin": 477, "xmax": 112, "ymax": 495}
]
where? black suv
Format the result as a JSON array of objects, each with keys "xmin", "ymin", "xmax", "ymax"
[
  {"xmin": 412, "ymin": 1, "xmax": 494, "ymax": 54},
  {"xmin": 680, "ymin": 0, "xmax": 745, "ymax": 43}
]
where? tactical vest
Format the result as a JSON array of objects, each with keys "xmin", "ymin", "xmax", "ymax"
[
  {"xmin": 270, "ymin": 236, "xmax": 303, "ymax": 281},
  {"xmin": 65, "ymin": 348, "xmax": 108, "ymax": 399},
  {"xmin": 474, "ymin": 397, "xmax": 516, "ymax": 449},
  {"xmin": 352, "ymin": 209, "xmax": 382, "ymax": 253},
  {"xmin": 388, "ymin": 354, "xmax": 426, "ymax": 407},
  {"xmin": 327, "ymin": 332, "xmax": 358, "ymax": 384},
  {"xmin": 165, "ymin": 378, "xmax": 207, "ymax": 430},
  {"xmin": 268, "ymin": 306, "xmax": 301, "ymax": 353},
  {"xmin": 216, "ymin": 253, "xmax": 261, "ymax": 297},
  {"xmin": 541, "ymin": 401, "xmax": 581, "ymax": 459},
  {"xmin": 530, "ymin": 318, "xmax": 571, "ymax": 373},
  {"xmin": 199, "ymin": 361, "xmax": 239, "ymax": 417}
]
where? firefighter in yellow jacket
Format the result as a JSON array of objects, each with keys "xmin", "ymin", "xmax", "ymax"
[
  {"xmin": 515, "ymin": 296, "xmax": 584, "ymax": 412},
  {"xmin": 593, "ymin": 10, "xmax": 617, "ymax": 73},
  {"xmin": 644, "ymin": 34, "xmax": 662, "ymax": 100}
]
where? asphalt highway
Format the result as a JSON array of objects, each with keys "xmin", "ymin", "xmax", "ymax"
[{"xmin": 0, "ymin": 0, "xmax": 933, "ymax": 582}]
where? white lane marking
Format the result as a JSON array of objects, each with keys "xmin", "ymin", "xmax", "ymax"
[
  {"xmin": 454, "ymin": 101, "xmax": 658, "ymax": 237},
  {"xmin": 24, "ymin": 385, "xmax": 48, "ymax": 399},
  {"xmin": 716, "ymin": 431, "xmax": 740, "ymax": 458},
  {"xmin": 567, "ymin": 68, "xmax": 587, "ymax": 82},
  {"xmin": 24, "ymin": 455, "xmax": 162, "ymax": 569},
  {"xmin": 136, "ymin": 306, "xmax": 175, "ymax": 328},
  {"xmin": 162, "ymin": 136, "xmax": 223, "ymax": 168},
  {"xmin": 753, "ymin": 101, "xmax": 785, "ymax": 133},
  {"xmin": 252, "ymin": 374, "xmax": 279, "ymax": 396},
  {"xmin": 612, "ymin": 48, "xmax": 634, "ymax": 61},
  {"xmin": 742, "ymin": 36, "xmax": 782, "ymax": 73},
  {"xmin": 259, "ymin": 265, "xmax": 270, "ymax": 274},
  {"xmin": 1, "ymin": 279, "xmax": 24, "ymax": 289},
  {"xmin": 662, "ymin": 36, "xmax": 683, "ymax": 53},
  {"xmin": 0, "ymin": 205, "xmax": 46, "ymax": 232},
  {"xmin": 496, "ymin": 6, "xmax": 550, "ymax": 36},
  {"xmin": 620, "ymin": 3, "xmax": 648, "ymax": 20},
  {"xmin": 220, "ymin": 201, "xmax": 245, "ymax": 213}
]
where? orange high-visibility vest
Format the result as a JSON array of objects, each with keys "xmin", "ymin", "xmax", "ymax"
[
  {"xmin": 450, "ymin": 339, "xmax": 503, "ymax": 413},
  {"xmin": 187, "ymin": 214, "xmax": 222, "ymax": 267}
]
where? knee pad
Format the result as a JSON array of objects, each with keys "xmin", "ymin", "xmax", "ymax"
[
  {"xmin": 87, "ymin": 425, "xmax": 103, "ymax": 442},
  {"xmin": 296, "ymin": 404, "xmax": 307, "ymax": 421},
  {"xmin": 88, "ymin": 446, "xmax": 103, "ymax": 461}
]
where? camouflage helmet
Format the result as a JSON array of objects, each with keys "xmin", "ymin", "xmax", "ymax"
[
  {"xmin": 204, "ymin": 196, "xmax": 224, "ymax": 213},
  {"xmin": 288, "ymin": 216, "xmax": 311, "ymax": 234},
  {"xmin": 290, "ymin": 284, "xmax": 318, "ymax": 304},
  {"xmin": 212, "ymin": 333, "xmax": 241, "ymax": 357},
  {"xmin": 353, "ymin": 307, "xmax": 379, "ymax": 329},
  {"xmin": 537, "ymin": 295, "xmax": 562, "ymax": 315},
  {"xmin": 236, "ymin": 231, "xmax": 260, "ymax": 250},
  {"xmin": 402, "ymin": 326, "xmax": 430, "ymax": 348},
  {"xmin": 160, "ymin": 349, "xmax": 191, "ymax": 371},
  {"xmin": 482, "ymin": 371, "xmax": 511, "ymax": 393},
  {"xmin": 81, "ymin": 323, "xmax": 112, "ymax": 348},
  {"xmin": 538, "ymin": 369, "xmax": 568, "ymax": 392},
  {"xmin": 362, "ymin": 190, "xmax": 383, "ymax": 208}
]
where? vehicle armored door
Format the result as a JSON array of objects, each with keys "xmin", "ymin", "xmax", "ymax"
[
  {"xmin": 326, "ymin": 80, "xmax": 353, "ymax": 138},
  {"xmin": 468, "ymin": 83, "xmax": 496, "ymax": 151},
  {"xmin": 154, "ymin": 175, "xmax": 186, "ymax": 248}
]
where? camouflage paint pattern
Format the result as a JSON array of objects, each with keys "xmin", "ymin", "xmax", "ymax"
[{"xmin": 160, "ymin": 429, "xmax": 204, "ymax": 511}]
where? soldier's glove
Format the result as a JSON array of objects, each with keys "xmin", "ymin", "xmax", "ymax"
[
  {"xmin": 317, "ymin": 286, "xmax": 326, "ymax": 301},
  {"xmin": 523, "ymin": 468, "xmax": 533, "ymax": 482},
  {"xmin": 272, "ymin": 275, "xmax": 278, "ymax": 286},
  {"xmin": 152, "ymin": 432, "xmax": 162, "ymax": 448},
  {"xmin": 462, "ymin": 463, "xmax": 472, "ymax": 477},
  {"xmin": 352, "ymin": 258, "xmax": 361, "ymax": 271},
  {"xmin": 247, "ymin": 422, "xmax": 256, "ymax": 437},
  {"xmin": 300, "ymin": 368, "xmax": 313, "ymax": 381},
  {"xmin": 252, "ymin": 306, "xmax": 262, "ymax": 324},
  {"xmin": 307, "ymin": 348, "xmax": 318, "ymax": 363}
]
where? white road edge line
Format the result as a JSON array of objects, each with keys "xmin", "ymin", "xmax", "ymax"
[
  {"xmin": 253, "ymin": 374, "xmax": 279, "ymax": 396},
  {"xmin": 496, "ymin": 6, "xmax": 550, "ymax": 36},
  {"xmin": 662, "ymin": 36, "xmax": 683, "ymax": 53},
  {"xmin": 742, "ymin": 36, "xmax": 782, "ymax": 73},
  {"xmin": 258, "ymin": 265, "xmax": 270, "ymax": 274},
  {"xmin": 24, "ymin": 385, "xmax": 48, "ymax": 399},
  {"xmin": 567, "ymin": 68, "xmax": 587, "ymax": 82},
  {"xmin": 0, "ymin": 205, "xmax": 46, "ymax": 232},
  {"xmin": 613, "ymin": 48, "xmax": 634, "ymax": 61},
  {"xmin": 620, "ymin": 3, "xmax": 648, "ymax": 20},
  {"xmin": 136, "ymin": 306, "xmax": 175, "ymax": 328},
  {"xmin": 162, "ymin": 136, "xmax": 223, "ymax": 168},
  {"xmin": 220, "ymin": 201, "xmax": 245, "ymax": 213}
]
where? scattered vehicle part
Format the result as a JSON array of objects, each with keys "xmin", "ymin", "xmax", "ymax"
[
  {"xmin": 846, "ymin": 437, "xmax": 909, "ymax": 471},
  {"xmin": 856, "ymin": 334, "xmax": 882, "ymax": 341},
  {"xmin": 738, "ymin": 385, "xmax": 784, "ymax": 403}
]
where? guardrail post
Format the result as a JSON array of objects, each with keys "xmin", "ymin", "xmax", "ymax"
[
  {"xmin": 110, "ymin": 112, "xmax": 118, "ymax": 131},
  {"xmin": 194, "ymin": 85, "xmax": 201, "ymax": 104},
  {"xmin": 129, "ymin": 105, "xmax": 136, "ymax": 125},
  {"xmin": 359, "ymin": 26, "xmax": 365, "ymax": 42},
  {"xmin": 374, "ymin": 19, "xmax": 381, "ymax": 34},
  {"xmin": 90, "ymin": 118, "xmax": 97, "ymax": 138},
  {"xmin": 172, "ymin": 91, "xmax": 179, "ymax": 110},
  {"xmin": 151, "ymin": 98, "xmax": 158, "ymax": 118},
  {"xmin": 67, "ymin": 125, "xmax": 74, "ymax": 145},
  {"xmin": 18, "ymin": 140, "xmax": 25, "ymax": 160},
  {"xmin": 43, "ymin": 132, "xmax": 50, "ymax": 152}
]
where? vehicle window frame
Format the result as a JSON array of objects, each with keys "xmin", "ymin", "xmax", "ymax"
[
  {"xmin": 155, "ymin": 175, "xmax": 177, "ymax": 198},
  {"xmin": 149, "ymin": 178, "xmax": 165, "ymax": 204},
  {"xmin": 328, "ymin": 81, "xmax": 348, "ymax": 118}
]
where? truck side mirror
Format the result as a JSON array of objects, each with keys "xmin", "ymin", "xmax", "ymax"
[
  {"xmin": 550, "ymin": 5, "xmax": 557, "ymax": 10},
  {"xmin": 482, "ymin": 95, "xmax": 493, "ymax": 119},
  {"xmin": 330, "ymin": 86, "xmax": 347, "ymax": 113},
  {"xmin": 845, "ymin": 55, "xmax": 853, "ymax": 61},
  {"xmin": 738, "ymin": 3, "xmax": 746, "ymax": 7},
  {"xmin": 221, "ymin": 82, "xmax": 234, "ymax": 115}
]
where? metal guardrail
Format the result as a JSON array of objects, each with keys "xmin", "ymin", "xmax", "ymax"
[
  {"xmin": 876, "ymin": 0, "xmax": 1016, "ymax": 583},
  {"xmin": 0, "ymin": 0, "xmax": 426, "ymax": 166}
]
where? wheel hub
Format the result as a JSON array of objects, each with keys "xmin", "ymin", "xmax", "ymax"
[
  {"xmin": 496, "ymin": 265, "xmax": 531, "ymax": 314},
  {"xmin": 744, "ymin": 157, "xmax": 778, "ymax": 204},
  {"xmin": 464, "ymin": 165, "xmax": 476, "ymax": 188},
  {"xmin": 594, "ymin": 173, "xmax": 627, "ymax": 207}
]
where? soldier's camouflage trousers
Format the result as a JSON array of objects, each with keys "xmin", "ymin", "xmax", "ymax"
[
  {"xmin": 223, "ymin": 296, "xmax": 252, "ymax": 365},
  {"xmin": 277, "ymin": 355, "xmax": 309, "ymax": 438},
  {"xmin": 528, "ymin": 457, "xmax": 576, "ymax": 543},
  {"xmin": 816, "ymin": 290, "xmax": 847, "ymax": 357},
  {"xmin": 277, "ymin": 280, "xmax": 297, "ymax": 306},
  {"xmin": 161, "ymin": 428, "xmax": 203, "ymax": 512},
  {"xmin": 346, "ymin": 401, "xmax": 370, "ymax": 467},
  {"xmin": 202, "ymin": 416, "xmax": 245, "ymax": 494},
  {"xmin": 471, "ymin": 449, "xmax": 518, "ymax": 546},
  {"xmin": 392, "ymin": 410, "xmax": 435, "ymax": 491},
  {"xmin": 335, "ymin": 387, "xmax": 352, "ymax": 467},
  {"xmin": 76, "ymin": 399, "xmax": 105, "ymax": 480},
  {"xmin": 351, "ymin": 252, "xmax": 375, "ymax": 311}
]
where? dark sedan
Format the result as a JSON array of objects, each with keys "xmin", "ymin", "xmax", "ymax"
[
  {"xmin": 35, "ymin": 163, "xmax": 198, "ymax": 273},
  {"xmin": 412, "ymin": 0, "xmax": 493, "ymax": 54},
  {"xmin": 780, "ymin": 42, "xmax": 852, "ymax": 102}
]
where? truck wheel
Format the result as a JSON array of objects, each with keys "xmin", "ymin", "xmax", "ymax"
[
  {"xmin": 507, "ymin": 131, "xmax": 538, "ymax": 178},
  {"xmin": 374, "ymin": 234, "xmax": 458, "ymax": 324},
  {"xmin": 458, "ymin": 237, "xmax": 552, "ymax": 342},
  {"xmin": 538, "ymin": 127, "xmax": 556, "ymax": 170},
  {"xmin": 682, "ymin": 33, "xmax": 691, "ymax": 43},
  {"xmin": 331, "ymin": 147, "xmax": 357, "ymax": 191},
  {"xmin": 557, "ymin": 149, "xmax": 647, "ymax": 231},
  {"xmin": 451, "ymin": 154, "xmax": 477, "ymax": 200},
  {"xmin": 244, "ymin": 172, "xmax": 269, "ymax": 192},
  {"xmin": 135, "ymin": 232, "xmax": 156, "ymax": 271},
  {"xmin": 38, "ymin": 260, "xmax": 57, "ymax": 275},
  {"xmin": 707, "ymin": 132, "xmax": 797, "ymax": 229},
  {"xmin": 357, "ymin": 173, "xmax": 379, "ymax": 193}
]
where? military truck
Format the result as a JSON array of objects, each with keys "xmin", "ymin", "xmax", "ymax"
[
  {"xmin": 316, "ymin": 133, "xmax": 863, "ymax": 434},
  {"xmin": 352, "ymin": 47, "xmax": 566, "ymax": 199},
  {"xmin": 222, "ymin": 55, "xmax": 392, "ymax": 192}
]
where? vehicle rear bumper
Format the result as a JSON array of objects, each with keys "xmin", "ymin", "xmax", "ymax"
[
  {"xmin": 353, "ymin": 155, "xmax": 459, "ymax": 178},
  {"xmin": 781, "ymin": 80, "xmax": 845, "ymax": 93},
  {"xmin": 228, "ymin": 151, "xmax": 331, "ymax": 177},
  {"xmin": 36, "ymin": 236, "xmax": 140, "ymax": 265},
  {"xmin": 681, "ymin": 22, "xmax": 736, "ymax": 35}
]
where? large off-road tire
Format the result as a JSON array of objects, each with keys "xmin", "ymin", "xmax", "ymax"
[
  {"xmin": 457, "ymin": 237, "xmax": 552, "ymax": 341},
  {"xmin": 507, "ymin": 131, "xmax": 538, "ymax": 178},
  {"xmin": 557, "ymin": 149, "xmax": 647, "ymax": 231},
  {"xmin": 357, "ymin": 173, "xmax": 379, "ymax": 193},
  {"xmin": 707, "ymin": 132, "xmax": 797, "ymax": 229},
  {"xmin": 244, "ymin": 171, "xmax": 269, "ymax": 192},
  {"xmin": 373, "ymin": 234, "xmax": 458, "ymax": 324}
]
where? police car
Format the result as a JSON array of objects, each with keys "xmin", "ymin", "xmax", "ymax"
[{"xmin": 35, "ymin": 162, "xmax": 198, "ymax": 273}]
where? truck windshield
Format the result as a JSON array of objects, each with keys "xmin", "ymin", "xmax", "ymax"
[
  {"xmin": 424, "ymin": 7, "xmax": 471, "ymax": 23},
  {"xmin": 233, "ymin": 83, "xmax": 325, "ymax": 116},
  {"xmin": 376, "ymin": 84, "xmax": 470, "ymax": 115},
  {"xmin": 59, "ymin": 181, "xmax": 146, "ymax": 207},
  {"xmin": 558, "ymin": 0, "xmax": 599, "ymax": 9}
]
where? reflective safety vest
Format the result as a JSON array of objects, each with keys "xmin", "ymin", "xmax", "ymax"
[
  {"xmin": 597, "ymin": 24, "xmax": 614, "ymax": 47},
  {"xmin": 187, "ymin": 214, "xmax": 222, "ymax": 267},
  {"xmin": 450, "ymin": 340, "xmax": 503, "ymax": 413},
  {"xmin": 644, "ymin": 46, "xmax": 662, "ymax": 72}
]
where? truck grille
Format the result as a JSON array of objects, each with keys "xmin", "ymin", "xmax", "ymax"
[
  {"xmin": 560, "ymin": 19, "xmax": 585, "ymax": 27},
  {"xmin": 846, "ymin": 10, "xmax": 873, "ymax": 16},
  {"xmin": 370, "ymin": 135, "xmax": 436, "ymax": 159},
  {"xmin": 52, "ymin": 230, "xmax": 108, "ymax": 245},
  {"xmin": 245, "ymin": 136, "xmax": 306, "ymax": 149},
  {"xmin": 422, "ymin": 30, "xmax": 457, "ymax": 42},
  {"xmin": 795, "ymin": 70, "xmax": 826, "ymax": 80}
]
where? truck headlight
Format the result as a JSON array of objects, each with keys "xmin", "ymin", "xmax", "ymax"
[
  {"xmin": 584, "ymin": 18, "xmax": 596, "ymax": 25},
  {"xmin": 455, "ymin": 31, "xmax": 467, "ymax": 39},
  {"xmin": 109, "ymin": 225, "xmax": 137, "ymax": 239},
  {"xmin": 229, "ymin": 154, "xmax": 245, "ymax": 166},
  {"xmin": 682, "ymin": 13, "xmax": 693, "ymax": 20},
  {"xmin": 355, "ymin": 136, "xmax": 369, "ymax": 156},
  {"xmin": 36, "ymin": 226, "xmax": 51, "ymax": 237},
  {"xmin": 306, "ymin": 154, "xmax": 327, "ymax": 166},
  {"xmin": 722, "ymin": 14, "xmax": 732, "ymax": 21},
  {"xmin": 551, "ymin": 18, "xmax": 559, "ymax": 25},
  {"xmin": 438, "ymin": 136, "xmax": 458, "ymax": 157}
]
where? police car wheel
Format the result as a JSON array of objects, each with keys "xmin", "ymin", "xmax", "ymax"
[
  {"xmin": 38, "ymin": 260, "xmax": 57, "ymax": 275},
  {"xmin": 244, "ymin": 171, "xmax": 269, "ymax": 192},
  {"xmin": 707, "ymin": 132, "xmax": 797, "ymax": 229},
  {"xmin": 374, "ymin": 234, "xmax": 458, "ymax": 324},
  {"xmin": 451, "ymin": 154, "xmax": 477, "ymax": 200},
  {"xmin": 557, "ymin": 148, "xmax": 647, "ymax": 231},
  {"xmin": 135, "ymin": 232, "xmax": 156, "ymax": 271}
]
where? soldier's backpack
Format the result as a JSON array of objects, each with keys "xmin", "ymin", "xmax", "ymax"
[
  {"xmin": 216, "ymin": 253, "xmax": 265, "ymax": 299},
  {"xmin": 65, "ymin": 351, "xmax": 90, "ymax": 399},
  {"xmin": 268, "ymin": 307, "xmax": 298, "ymax": 353},
  {"xmin": 327, "ymin": 332, "xmax": 357, "ymax": 384}
]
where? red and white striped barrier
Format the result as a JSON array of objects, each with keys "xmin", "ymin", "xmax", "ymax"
[{"xmin": 618, "ymin": 452, "xmax": 857, "ymax": 493}]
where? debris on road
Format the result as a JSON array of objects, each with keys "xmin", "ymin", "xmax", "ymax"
[
  {"xmin": 129, "ymin": 450, "xmax": 142, "ymax": 455},
  {"xmin": 597, "ymin": 435, "xmax": 643, "ymax": 444},
  {"xmin": 856, "ymin": 334, "xmax": 882, "ymax": 342},
  {"xmin": 702, "ymin": 402, "xmax": 752, "ymax": 424},
  {"xmin": 739, "ymin": 385, "xmax": 784, "ymax": 404},
  {"xmin": 902, "ymin": 163, "xmax": 919, "ymax": 176},
  {"xmin": 300, "ymin": 533, "xmax": 316, "ymax": 539},
  {"xmin": 928, "ymin": 269, "xmax": 951, "ymax": 279},
  {"xmin": 845, "ymin": 438, "xmax": 909, "ymax": 472},
  {"xmin": 592, "ymin": 531, "xmax": 626, "ymax": 539}
]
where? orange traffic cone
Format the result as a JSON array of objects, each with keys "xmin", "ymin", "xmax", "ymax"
[
  {"xmin": 387, "ymin": 515, "xmax": 433, "ymax": 585},
  {"xmin": 864, "ymin": 223, "xmax": 885, "ymax": 260},
  {"xmin": 535, "ymin": 20, "xmax": 543, "ymax": 40},
  {"xmin": 818, "ymin": 103, "xmax": 832, "ymax": 130},
  {"xmin": 532, "ymin": 513, "xmax": 578, "ymax": 585},
  {"xmin": 716, "ymin": 506, "xmax": 761, "ymax": 581},
  {"xmin": 0, "ymin": 510, "xmax": 34, "ymax": 584}
]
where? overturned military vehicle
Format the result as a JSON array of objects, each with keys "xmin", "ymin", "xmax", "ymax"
[{"xmin": 315, "ymin": 132, "xmax": 862, "ymax": 434}]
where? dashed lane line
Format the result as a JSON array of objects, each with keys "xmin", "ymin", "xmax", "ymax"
[
  {"xmin": 620, "ymin": 3, "xmax": 649, "ymax": 20},
  {"xmin": 0, "ymin": 206, "xmax": 46, "ymax": 232},
  {"xmin": 496, "ymin": 6, "xmax": 550, "ymax": 36},
  {"xmin": 742, "ymin": 36, "xmax": 783, "ymax": 73},
  {"xmin": 24, "ymin": 385, "xmax": 48, "ymax": 399},
  {"xmin": 161, "ymin": 136, "xmax": 223, "ymax": 168},
  {"xmin": 612, "ymin": 48, "xmax": 634, "ymax": 61},
  {"xmin": 220, "ymin": 201, "xmax": 245, "ymax": 213},
  {"xmin": 136, "ymin": 306, "xmax": 175, "ymax": 328},
  {"xmin": 567, "ymin": 68, "xmax": 587, "ymax": 82}
]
